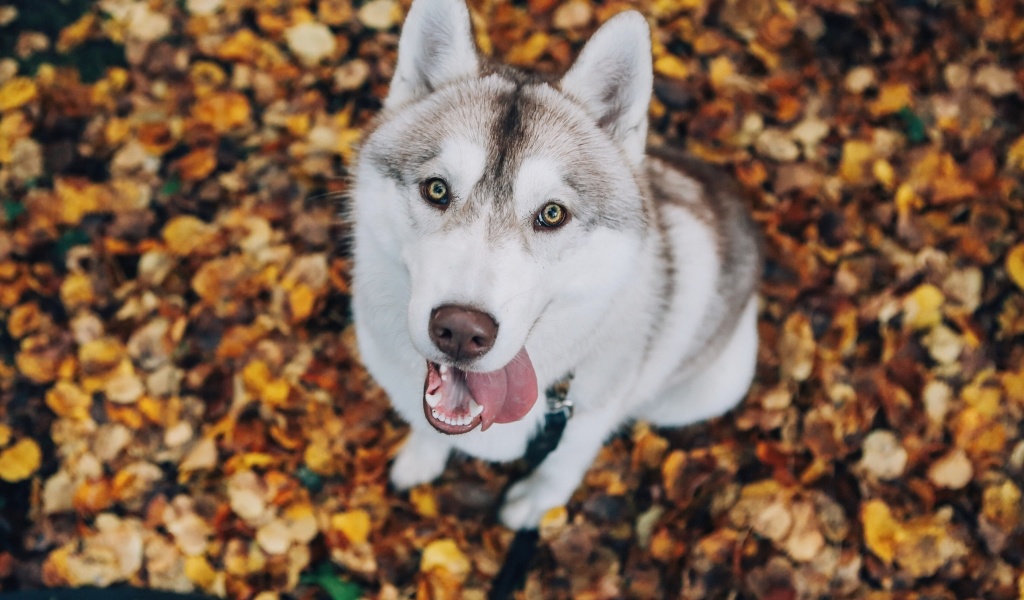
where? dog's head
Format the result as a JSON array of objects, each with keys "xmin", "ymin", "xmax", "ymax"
[{"xmin": 354, "ymin": 0, "xmax": 653, "ymax": 435}]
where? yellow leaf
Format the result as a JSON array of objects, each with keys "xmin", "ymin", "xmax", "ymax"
[
  {"xmin": 869, "ymin": 82, "xmax": 913, "ymax": 117},
  {"xmin": 872, "ymin": 159, "xmax": 896, "ymax": 189},
  {"xmin": 288, "ymin": 284, "xmax": 316, "ymax": 323},
  {"xmin": 45, "ymin": 381, "xmax": 92, "ymax": 420},
  {"xmin": 507, "ymin": 32, "xmax": 549, "ymax": 66},
  {"xmin": 420, "ymin": 538, "xmax": 471, "ymax": 581},
  {"xmin": 60, "ymin": 272, "xmax": 95, "ymax": 311},
  {"xmin": 54, "ymin": 178, "xmax": 104, "ymax": 225},
  {"xmin": 105, "ymin": 117, "xmax": 131, "ymax": 146},
  {"xmin": 0, "ymin": 424, "xmax": 10, "ymax": 447},
  {"xmin": 1003, "ymin": 368, "xmax": 1024, "ymax": 405},
  {"xmin": 894, "ymin": 183, "xmax": 922, "ymax": 215},
  {"xmin": 79, "ymin": 337, "xmax": 125, "ymax": 375},
  {"xmin": 983, "ymin": 481, "xmax": 1021, "ymax": 530},
  {"xmin": 238, "ymin": 453, "xmax": 275, "ymax": 469},
  {"xmin": 217, "ymin": 29, "xmax": 262, "ymax": 63},
  {"xmin": 1007, "ymin": 135, "xmax": 1024, "ymax": 171},
  {"xmin": 261, "ymin": 379, "xmax": 290, "ymax": 406},
  {"xmin": 709, "ymin": 56, "xmax": 735, "ymax": 90},
  {"xmin": 962, "ymin": 372, "xmax": 1001, "ymax": 417},
  {"xmin": 903, "ymin": 284, "xmax": 945, "ymax": 330},
  {"xmin": 336, "ymin": 128, "xmax": 361, "ymax": 164},
  {"xmin": 163, "ymin": 215, "xmax": 218, "ymax": 256},
  {"xmin": 184, "ymin": 555, "xmax": 218, "ymax": 589},
  {"xmin": 1006, "ymin": 243, "xmax": 1024, "ymax": 291},
  {"xmin": 303, "ymin": 436, "xmax": 334, "ymax": 475},
  {"xmin": 57, "ymin": 13, "xmax": 96, "ymax": 52},
  {"xmin": 839, "ymin": 140, "xmax": 874, "ymax": 184},
  {"xmin": 539, "ymin": 505, "xmax": 569, "ymax": 541},
  {"xmin": 409, "ymin": 486, "xmax": 438, "ymax": 518},
  {"xmin": 331, "ymin": 509, "xmax": 371, "ymax": 544},
  {"xmin": 654, "ymin": 55, "xmax": 689, "ymax": 80},
  {"xmin": 193, "ymin": 92, "xmax": 251, "ymax": 133},
  {"xmin": 285, "ymin": 114, "xmax": 310, "ymax": 137},
  {"xmin": 189, "ymin": 61, "xmax": 227, "ymax": 98},
  {"xmin": 0, "ymin": 78, "xmax": 38, "ymax": 112},
  {"xmin": 0, "ymin": 438, "xmax": 42, "ymax": 482},
  {"xmin": 861, "ymin": 499, "xmax": 899, "ymax": 564}
]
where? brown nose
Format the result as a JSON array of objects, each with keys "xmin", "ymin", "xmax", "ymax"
[{"xmin": 429, "ymin": 305, "xmax": 498, "ymax": 361}]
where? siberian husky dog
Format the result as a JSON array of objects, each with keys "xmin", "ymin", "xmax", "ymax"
[{"xmin": 350, "ymin": 0, "xmax": 761, "ymax": 529}]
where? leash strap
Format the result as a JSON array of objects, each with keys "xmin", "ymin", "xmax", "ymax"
[
  {"xmin": 522, "ymin": 379, "xmax": 573, "ymax": 471},
  {"xmin": 489, "ymin": 375, "xmax": 573, "ymax": 600}
]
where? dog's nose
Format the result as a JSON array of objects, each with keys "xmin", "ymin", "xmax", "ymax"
[{"xmin": 429, "ymin": 305, "xmax": 498, "ymax": 361}]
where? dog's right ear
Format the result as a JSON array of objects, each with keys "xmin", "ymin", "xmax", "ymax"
[
  {"xmin": 385, "ymin": 0, "xmax": 479, "ymax": 109},
  {"xmin": 560, "ymin": 11, "xmax": 652, "ymax": 166}
]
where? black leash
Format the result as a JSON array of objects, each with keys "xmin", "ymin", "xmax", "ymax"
[{"xmin": 488, "ymin": 376, "xmax": 573, "ymax": 600}]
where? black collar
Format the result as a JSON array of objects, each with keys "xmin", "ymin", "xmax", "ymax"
[{"xmin": 521, "ymin": 374, "xmax": 573, "ymax": 471}]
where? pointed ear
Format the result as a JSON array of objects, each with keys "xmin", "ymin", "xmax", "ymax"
[
  {"xmin": 385, "ymin": 0, "xmax": 480, "ymax": 109},
  {"xmin": 560, "ymin": 11, "xmax": 652, "ymax": 165}
]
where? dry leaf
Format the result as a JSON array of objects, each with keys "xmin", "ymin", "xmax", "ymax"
[
  {"xmin": 420, "ymin": 538, "xmax": 471, "ymax": 582},
  {"xmin": 331, "ymin": 510, "xmax": 371, "ymax": 545},
  {"xmin": 285, "ymin": 22, "xmax": 337, "ymax": 66},
  {"xmin": 927, "ymin": 448, "xmax": 973, "ymax": 490},
  {"xmin": 0, "ymin": 438, "xmax": 42, "ymax": 482}
]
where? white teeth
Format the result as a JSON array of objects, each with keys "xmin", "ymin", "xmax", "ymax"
[
  {"xmin": 430, "ymin": 406, "xmax": 478, "ymax": 428},
  {"xmin": 440, "ymin": 364, "xmax": 449, "ymax": 374},
  {"xmin": 425, "ymin": 392, "xmax": 441, "ymax": 408},
  {"xmin": 470, "ymin": 399, "xmax": 483, "ymax": 417}
]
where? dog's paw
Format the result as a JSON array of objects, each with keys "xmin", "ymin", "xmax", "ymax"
[
  {"xmin": 389, "ymin": 434, "xmax": 450, "ymax": 490},
  {"xmin": 500, "ymin": 473, "xmax": 563, "ymax": 530}
]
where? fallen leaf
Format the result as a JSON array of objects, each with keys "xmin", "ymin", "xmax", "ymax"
[
  {"xmin": 927, "ymin": 448, "xmax": 973, "ymax": 489},
  {"xmin": 1006, "ymin": 244, "xmax": 1024, "ymax": 291},
  {"xmin": 0, "ymin": 77, "xmax": 37, "ymax": 111},
  {"xmin": 0, "ymin": 438, "xmax": 42, "ymax": 482},
  {"xmin": 285, "ymin": 22, "xmax": 337, "ymax": 66},
  {"xmin": 858, "ymin": 430, "xmax": 908, "ymax": 480},
  {"xmin": 421, "ymin": 538, "xmax": 471, "ymax": 581},
  {"xmin": 358, "ymin": 0, "xmax": 401, "ymax": 30},
  {"xmin": 331, "ymin": 510, "xmax": 371, "ymax": 545}
]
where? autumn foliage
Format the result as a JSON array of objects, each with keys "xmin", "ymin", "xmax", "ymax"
[{"xmin": 1, "ymin": 0, "xmax": 1023, "ymax": 599}]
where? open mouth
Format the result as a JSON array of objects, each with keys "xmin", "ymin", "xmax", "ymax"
[{"xmin": 422, "ymin": 348, "xmax": 539, "ymax": 435}]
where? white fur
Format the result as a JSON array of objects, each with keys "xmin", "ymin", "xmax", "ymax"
[
  {"xmin": 351, "ymin": 0, "xmax": 759, "ymax": 530},
  {"xmin": 385, "ymin": 0, "xmax": 479, "ymax": 109},
  {"xmin": 560, "ymin": 11, "xmax": 653, "ymax": 165}
]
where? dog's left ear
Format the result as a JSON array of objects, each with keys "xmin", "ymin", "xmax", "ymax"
[
  {"xmin": 385, "ymin": 0, "xmax": 479, "ymax": 109},
  {"xmin": 560, "ymin": 11, "xmax": 652, "ymax": 166}
]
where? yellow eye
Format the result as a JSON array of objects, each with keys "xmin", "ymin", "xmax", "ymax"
[
  {"xmin": 420, "ymin": 177, "xmax": 450, "ymax": 207},
  {"xmin": 536, "ymin": 202, "xmax": 568, "ymax": 229}
]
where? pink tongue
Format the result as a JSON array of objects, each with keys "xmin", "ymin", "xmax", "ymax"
[{"xmin": 465, "ymin": 348, "xmax": 538, "ymax": 430}]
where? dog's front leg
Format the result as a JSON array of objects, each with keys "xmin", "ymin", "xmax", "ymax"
[
  {"xmin": 499, "ymin": 405, "xmax": 622, "ymax": 529},
  {"xmin": 390, "ymin": 427, "xmax": 452, "ymax": 490}
]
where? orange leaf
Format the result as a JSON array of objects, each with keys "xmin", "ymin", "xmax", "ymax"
[
  {"xmin": 177, "ymin": 147, "xmax": 217, "ymax": 181},
  {"xmin": 193, "ymin": 92, "xmax": 251, "ymax": 134}
]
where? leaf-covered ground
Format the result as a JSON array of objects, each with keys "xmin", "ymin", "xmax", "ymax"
[{"xmin": 1, "ymin": 0, "xmax": 1024, "ymax": 598}]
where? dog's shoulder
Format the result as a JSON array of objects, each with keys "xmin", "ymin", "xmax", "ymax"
[{"xmin": 644, "ymin": 144, "xmax": 762, "ymax": 290}]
